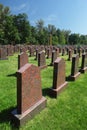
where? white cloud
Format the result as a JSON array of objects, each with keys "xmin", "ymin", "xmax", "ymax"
[
  {"xmin": 43, "ymin": 14, "xmax": 59, "ymax": 26},
  {"xmin": 13, "ymin": 4, "xmax": 26, "ymax": 11},
  {"xmin": 46, "ymin": 14, "xmax": 58, "ymax": 22},
  {"xmin": 12, "ymin": 3, "xmax": 30, "ymax": 13}
]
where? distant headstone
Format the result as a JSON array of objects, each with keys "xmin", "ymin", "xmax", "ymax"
[
  {"xmin": 14, "ymin": 45, "xmax": 19, "ymax": 53},
  {"xmin": 62, "ymin": 48, "xmax": 65, "ymax": 56},
  {"xmin": 7, "ymin": 45, "xmax": 14, "ymax": 56},
  {"xmin": 11, "ymin": 63, "xmax": 46, "ymax": 127},
  {"xmin": 78, "ymin": 48, "xmax": 82, "ymax": 57},
  {"xmin": 49, "ymin": 57, "xmax": 68, "ymax": 98},
  {"xmin": 0, "ymin": 48, "xmax": 8, "ymax": 60},
  {"xmin": 66, "ymin": 47, "xmax": 69, "ymax": 55},
  {"xmin": 68, "ymin": 54, "xmax": 80, "ymax": 81},
  {"xmin": 29, "ymin": 47, "xmax": 34, "ymax": 57},
  {"xmin": 18, "ymin": 52, "xmax": 28, "ymax": 69},
  {"xmin": 59, "ymin": 47, "xmax": 61, "ymax": 53},
  {"xmin": 74, "ymin": 48, "xmax": 77, "ymax": 54},
  {"xmin": 38, "ymin": 51, "xmax": 47, "ymax": 69},
  {"xmin": 82, "ymin": 49, "xmax": 85, "ymax": 54},
  {"xmin": 50, "ymin": 50, "xmax": 57, "ymax": 65},
  {"xmin": 85, "ymin": 48, "xmax": 87, "ymax": 53},
  {"xmin": 46, "ymin": 48, "xmax": 52, "ymax": 58},
  {"xmin": 35, "ymin": 49, "xmax": 40, "ymax": 60},
  {"xmin": 68, "ymin": 49, "xmax": 72, "ymax": 61},
  {"xmin": 80, "ymin": 53, "xmax": 87, "ymax": 73},
  {"xmin": 54, "ymin": 47, "xmax": 59, "ymax": 57}
]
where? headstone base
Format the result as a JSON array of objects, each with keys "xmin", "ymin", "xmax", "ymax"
[
  {"xmin": 11, "ymin": 97, "xmax": 46, "ymax": 127},
  {"xmin": 49, "ymin": 81, "xmax": 68, "ymax": 98},
  {"xmin": 79, "ymin": 67, "xmax": 87, "ymax": 73},
  {"xmin": 68, "ymin": 72, "xmax": 80, "ymax": 81}
]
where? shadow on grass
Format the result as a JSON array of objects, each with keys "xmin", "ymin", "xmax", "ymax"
[
  {"xmin": 42, "ymin": 87, "xmax": 56, "ymax": 98},
  {"xmin": 0, "ymin": 106, "xmax": 19, "ymax": 130},
  {"xmin": 7, "ymin": 72, "xmax": 17, "ymax": 77},
  {"xmin": 42, "ymin": 88, "xmax": 50, "ymax": 96},
  {"xmin": 66, "ymin": 76, "xmax": 76, "ymax": 82},
  {"xmin": 66, "ymin": 76, "xmax": 71, "ymax": 81},
  {"xmin": 0, "ymin": 107, "xmax": 14, "ymax": 123}
]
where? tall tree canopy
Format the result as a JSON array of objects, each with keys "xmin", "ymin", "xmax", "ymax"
[{"xmin": 0, "ymin": 4, "xmax": 87, "ymax": 45}]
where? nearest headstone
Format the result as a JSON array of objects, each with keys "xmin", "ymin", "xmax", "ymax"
[
  {"xmin": 11, "ymin": 63, "xmax": 47, "ymax": 127},
  {"xmin": 49, "ymin": 57, "xmax": 68, "ymax": 98}
]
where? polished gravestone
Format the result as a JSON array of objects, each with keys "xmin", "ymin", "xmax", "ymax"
[
  {"xmin": 38, "ymin": 51, "xmax": 47, "ymax": 69},
  {"xmin": 80, "ymin": 53, "xmax": 87, "ymax": 73},
  {"xmin": 11, "ymin": 63, "xmax": 46, "ymax": 127},
  {"xmin": 68, "ymin": 54, "xmax": 80, "ymax": 81},
  {"xmin": 50, "ymin": 50, "xmax": 57, "ymax": 66},
  {"xmin": 49, "ymin": 57, "xmax": 68, "ymax": 98},
  {"xmin": 18, "ymin": 52, "xmax": 28, "ymax": 69},
  {"xmin": 68, "ymin": 49, "xmax": 72, "ymax": 61}
]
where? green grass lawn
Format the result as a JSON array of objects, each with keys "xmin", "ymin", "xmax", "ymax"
[{"xmin": 0, "ymin": 53, "xmax": 87, "ymax": 130}]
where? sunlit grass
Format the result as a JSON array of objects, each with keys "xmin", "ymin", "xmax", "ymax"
[{"xmin": 0, "ymin": 53, "xmax": 87, "ymax": 130}]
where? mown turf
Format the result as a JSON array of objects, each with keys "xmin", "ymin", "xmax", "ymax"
[{"xmin": 0, "ymin": 53, "xmax": 87, "ymax": 130}]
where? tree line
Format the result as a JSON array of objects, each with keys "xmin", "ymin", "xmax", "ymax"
[{"xmin": 0, "ymin": 4, "xmax": 87, "ymax": 45}]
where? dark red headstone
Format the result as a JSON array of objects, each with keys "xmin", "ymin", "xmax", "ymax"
[
  {"xmin": 49, "ymin": 57, "xmax": 68, "ymax": 98},
  {"xmin": 68, "ymin": 49, "xmax": 72, "ymax": 61},
  {"xmin": 46, "ymin": 48, "xmax": 52, "ymax": 58},
  {"xmin": 0, "ymin": 48, "xmax": 8, "ymax": 60},
  {"xmin": 50, "ymin": 50, "xmax": 57, "ymax": 65},
  {"xmin": 79, "ymin": 53, "xmax": 87, "ymax": 73},
  {"xmin": 38, "ymin": 51, "xmax": 47, "ymax": 69},
  {"xmin": 68, "ymin": 54, "xmax": 80, "ymax": 81},
  {"xmin": 11, "ymin": 63, "xmax": 46, "ymax": 127},
  {"xmin": 18, "ymin": 52, "xmax": 28, "ymax": 69}
]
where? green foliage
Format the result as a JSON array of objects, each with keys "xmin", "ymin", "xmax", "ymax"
[
  {"xmin": 13, "ymin": 13, "xmax": 31, "ymax": 44},
  {"xmin": 4, "ymin": 16, "xmax": 20, "ymax": 44},
  {"xmin": 69, "ymin": 33, "xmax": 80, "ymax": 45},
  {"xmin": 79, "ymin": 35, "xmax": 87, "ymax": 44},
  {"xmin": 52, "ymin": 35, "xmax": 58, "ymax": 45},
  {"xmin": 58, "ymin": 30, "xmax": 66, "ymax": 45},
  {"xmin": 47, "ymin": 24, "xmax": 56, "ymax": 35},
  {"xmin": 63, "ymin": 30, "xmax": 71, "ymax": 44},
  {"xmin": 36, "ymin": 19, "xmax": 44, "ymax": 32},
  {"xmin": 0, "ymin": 4, "xmax": 10, "ymax": 44},
  {"xmin": 35, "ymin": 19, "xmax": 47, "ymax": 44},
  {"xmin": 0, "ymin": 4, "xmax": 87, "ymax": 45}
]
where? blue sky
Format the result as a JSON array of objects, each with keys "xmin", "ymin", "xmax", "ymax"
[{"xmin": 0, "ymin": 0, "xmax": 87, "ymax": 34}]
